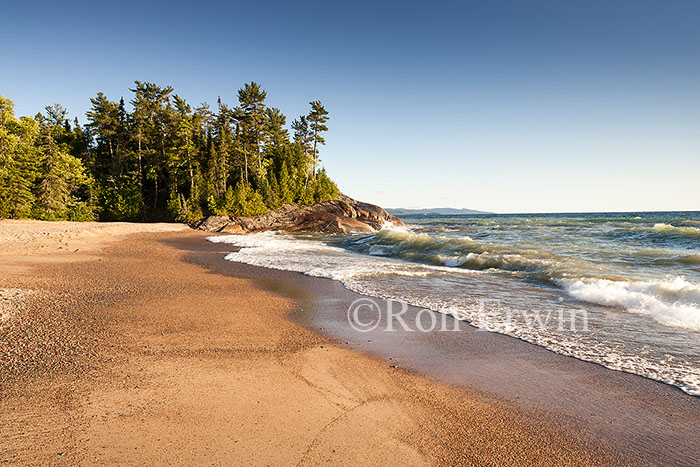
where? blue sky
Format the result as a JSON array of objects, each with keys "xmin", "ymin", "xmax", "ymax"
[{"xmin": 2, "ymin": 0, "xmax": 698, "ymax": 213}]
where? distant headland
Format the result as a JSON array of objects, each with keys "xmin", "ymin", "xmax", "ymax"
[{"xmin": 387, "ymin": 207, "xmax": 493, "ymax": 216}]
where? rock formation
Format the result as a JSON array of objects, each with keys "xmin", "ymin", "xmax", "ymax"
[{"xmin": 191, "ymin": 194, "xmax": 403, "ymax": 234}]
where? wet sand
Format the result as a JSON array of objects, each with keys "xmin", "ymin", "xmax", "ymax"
[{"xmin": 0, "ymin": 222, "xmax": 673, "ymax": 464}]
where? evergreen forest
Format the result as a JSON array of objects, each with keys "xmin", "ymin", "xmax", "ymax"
[{"xmin": 0, "ymin": 82, "xmax": 338, "ymax": 222}]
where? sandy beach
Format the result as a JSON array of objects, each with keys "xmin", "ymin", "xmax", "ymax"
[
  {"xmin": 4, "ymin": 0, "xmax": 698, "ymax": 464},
  {"xmin": 0, "ymin": 220, "xmax": 676, "ymax": 465}
]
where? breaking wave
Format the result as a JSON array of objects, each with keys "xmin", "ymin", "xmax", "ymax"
[
  {"xmin": 348, "ymin": 229, "xmax": 560, "ymax": 281},
  {"xmin": 651, "ymin": 223, "xmax": 700, "ymax": 238},
  {"xmin": 560, "ymin": 276, "xmax": 700, "ymax": 331}
]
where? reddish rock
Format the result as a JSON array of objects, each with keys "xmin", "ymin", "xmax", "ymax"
[{"xmin": 192, "ymin": 194, "xmax": 403, "ymax": 234}]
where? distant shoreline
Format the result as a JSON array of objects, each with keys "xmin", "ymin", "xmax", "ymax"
[{"xmin": 388, "ymin": 208, "xmax": 494, "ymax": 215}]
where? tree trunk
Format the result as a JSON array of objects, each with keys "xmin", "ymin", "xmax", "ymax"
[
  {"xmin": 187, "ymin": 142, "xmax": 195, "ymax": 197},
  {"xmin": 312, "ymin": 131, "xmax": 318, "ymax": 179},
  {"xmin": 108, "ymin": 138, "xmax": 114, "ymax": 164},
  {"xmin": 137, "ymin": 130, "xmax": 146, "ymax": 219},
  {"xmin": 188, "ymin": 160, "xmax": 195, "ymax": 196},
  {"xmin": 244, "ymin": 146, "xmax": 249, "ymax": 184}
]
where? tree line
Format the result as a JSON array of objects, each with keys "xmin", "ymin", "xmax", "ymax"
[{"xmin": 0, "ymin": 81, "xmax": 338, "ymax": 222}]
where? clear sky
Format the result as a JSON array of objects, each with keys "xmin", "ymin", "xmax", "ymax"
[{"xmin": 2, "ymin": 0, "xmax": 698, "ymax": 213}]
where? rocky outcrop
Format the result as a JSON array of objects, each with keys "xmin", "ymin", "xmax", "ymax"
[{"xmin": 191, "ymin": 194, "xmax": 403, "ymax": 234}]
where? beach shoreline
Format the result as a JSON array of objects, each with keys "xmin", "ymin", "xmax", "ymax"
[
  {"xmin": 0, "ymin": 221, "xmax": 690, "ymax": 464},
  {"xmin": 177, "ymin": 234, "xmax": 700, "ymax": 465}
]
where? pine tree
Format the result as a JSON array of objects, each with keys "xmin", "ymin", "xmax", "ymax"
[
  {"xmin": 307, "ymin": 100, "xmax": 329, "ymax": 178},
  {"xmin": 211, "ymin": 99, "xmax": 233, "ymax": 195},
  {"xmin": 291, "ymin": 116, "xmax": 312, "ymax": 172},
  {"xmin": 130, "ymin": 81, "xmax": 174, "ymax": 216},
  {"xmin": 86, "ymin": 93, "xmax": 121, "ymax": 165},
  {"xmin": 237, "ymin": 82, "xmax": 268, "ymax": 173},
  {"xmin": 172, "ymin": 95, "xmax": 197, "ymax": 199}
]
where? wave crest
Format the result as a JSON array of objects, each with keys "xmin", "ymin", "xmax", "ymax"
[
  {"xmin": 651, "ymin": 223, "xmax": 700, "ymax": 238},
  {"xmin": 362, "ymin": 229, "xmax": 556, "ymax": 278},
  {"xmin": 560, "ymin": 276, "xmax": 700, "ymax": 331}
]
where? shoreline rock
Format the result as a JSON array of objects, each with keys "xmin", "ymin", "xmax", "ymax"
[{"xmin": 191, "ymin": 194, "xmax": 403, "ymax": 234}]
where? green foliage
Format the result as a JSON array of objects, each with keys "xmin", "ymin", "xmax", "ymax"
[
  {"xmin": 66, "ymin": 201, "xmax": 97, "ymax": 221},
  {"xmin": 207, "ymin": 183, "xmax": 268, "ymax": 217},
  {"xmin": 296, "ymin": 178, "xmax": 316, "ymax": 205},
  {"xmin": 236, "ymin": 184, "xmax": 267, "ymax": 216},
  {"xmin": 0, "ymin": 84, "xmax": 340, "ymax": 223},
  {"xmin": 307, "ymin": 100, "xmax": 329, "ymax": 177},
  {"xmin": 166, "ymin": 193, "xmax": 182, "ymax": 220},
  {"xmin": 99, "ymin": 175, "xmax": 143, "ymax": 221},
  {"xmin": 165, "ymin": 192, "xmax": 200, "ymax": 223},
  {"xmin": 0, "ymin": 96, "xmax": 43, "ymax": 219},
  {"xmin": 314, "ymin": 169, "xmax": 339, "ymax": 203},
  {"xmin": 32, "ymin": 126, "xmax": 94, "ymax": 220},
  {"xmin": 278, "ymin": 161, "xmax": 294, "ymax": 205},
  {"xmin": 206, "ymin": 194, "xmax": 224, "ymax": 216}
]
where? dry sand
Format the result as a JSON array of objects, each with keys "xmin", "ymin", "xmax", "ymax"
[{"xmin": 0, "ymin": 220, "xmax": 622, "ymax": 465}]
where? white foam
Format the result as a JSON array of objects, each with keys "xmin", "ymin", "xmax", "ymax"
[
  {"xmin": 207, "ymin": 232, "xmax": 450, "ymax": 282},
  {"xmin": 561, "ymin": 276, "xmax": 700, "ymax": 331},
  {"xmin": 440, "ymin": 255, "xmax": 469, "ymax": 267},
  {"xmin": 651, "ymin": 223, "xmax": 700, "ymax": 237},
  {"xmin": 379, "ymin": 220, "xmax": 414, "ymax": 232}
]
